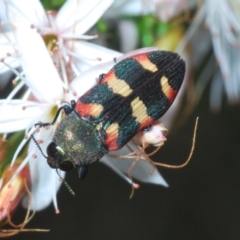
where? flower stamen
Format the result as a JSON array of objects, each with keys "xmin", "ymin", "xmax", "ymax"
[
  {"xmin": 0, "ymin": 180, "xmax": 49, "ymax": 237},
  {"xmin": 0, "ymin": 80, "xmax": 25, "ymax": 112},
  {"xmin": 52, "ymin": 170, "xmax": 60, "ymax": 214},
  {"xmin": 64, "ymin": 47, "xmax": 103, "ymax": 62},
  {"xmin": 9, "ymin": 150, "xmax": 35, "ymax": 186},
  {"xmin": 42, "ymin": 34, "xmax": 58, "ymax": 54},
  {"xmin": 46, "ymin": 12, "xmax": 57, "ymax": 33},
  {"xmin": 60, "ymin": 33, "xmax": 98, "ymax": 40},
  {"xmin": 10, "ymin": 128, "xmax": 35, "ymax": 168}
]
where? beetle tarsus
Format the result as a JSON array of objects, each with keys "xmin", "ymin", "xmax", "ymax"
[
  {"xmin": 35, "ymin": 122, "xmax": 52, "ymax": 128},
  {"xmin": 35, "ymin": 102, "xmax": 77, "ymax": 128}
]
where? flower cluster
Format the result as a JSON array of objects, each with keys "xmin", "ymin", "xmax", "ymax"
[
  {"xmin": 0, "ymin": 0, "xmax": 172, "ymax": 235},
  {"xmin": 2, "ymin": 0, "xmax": 234, "ymax": 236}
]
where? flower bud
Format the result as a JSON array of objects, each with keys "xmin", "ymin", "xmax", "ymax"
[
  {"xmin": 134, "ymin": 122, "xmax": 167, "ymax": 147},
  {"xmin": 0, "ymin": 163, "xmax": 30, "ymax": 221}
]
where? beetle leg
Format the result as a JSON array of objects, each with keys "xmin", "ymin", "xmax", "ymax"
[{"xmin": 35, "ymin": 104, "xmax": 74, "ymax": 128}]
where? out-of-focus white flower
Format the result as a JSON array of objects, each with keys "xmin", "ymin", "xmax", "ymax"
[
  {"xmin": 106, "ymin": 0, "xmax": 197, "ymax": 52},
  {"xmin": 204, "ymin": 0, "xmax": 240, "ymax": 109},
  {"xmin": 177, "ymin": 0, "xmax": 240, "ymax": 110},
  {"xmin": 150, "ymin": 0, "xmax": 197, "ymax": 22},
  {"xmin": 106, "ymin": 0, "xmax": 196, "ymax": 21}
]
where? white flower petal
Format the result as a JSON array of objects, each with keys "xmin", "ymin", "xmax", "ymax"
[
  {"xmin": 118, "ymin": 20, "xmax": 138, "ymax": 53},
  {"xmin": 4, "ymin": 0, "xmax": 48, "ymax": 27},
  {"xmin": 69, "ymin": 60, "xmax": 117, "ymax": 98},
  {"xmin": 22, "ymin": 155, "xmax": 64, "ymax": 211},
  {"xmin": 0, "ymin": 57, "xmax": 20, "ymax": 74},
  {"xmin": 0, "ymin": 119, "xmax": 28, "ymax": 133},
  {"xmin": 73, "ymin": 41, "xmax": 121, "ymax": 64},
  {"xmin": 0, "ymin": 31, "xmax": 20, "ymax": 74},
  {"xmin": 205, "ymin": 0, "xmax": 240, "ymax": 104},
  {"xmin": 101, "ymin": 143, "xmax": 168, "ymax": 186},
  {"xmin": 0, "ymin": 100, "xmax": 43, "ymax": 133},
  {"xmin": 0, "ymin": 29, "xmax": 15, "ymax": 49},
  {"xmin": 22, "ymin": 126, "xmax": 63, "ymax": 211},
  {"xmin": 0, "ymin": 0, "xmax": 7, "ymax": 21},
  {"xmin": 56, "ymin": 0, "xmax": 114, "ymax": 35},
  {"xmin": 154, "ymin": 0, "xmax": 197, "ymax": 22},
  {"xmin": 107, "ymin": 0, "xmax": 197, "ymax": 21},
  {"xmin": 10, "ymin": 13, "xmax": 64, "ymax": 102},
  {"xmin": 68, "ymin": 42, "xmax": 121, "ymax": 73},
  {"xmin": 106, "ymin": 0, "xmax": 143, "ymax": 17}
]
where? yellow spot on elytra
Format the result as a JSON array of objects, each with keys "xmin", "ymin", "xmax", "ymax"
[
  {"xmin": 106, "ymin": 123, "xmax": 119, "ymax": 136},
  {"xmin": 131, "ymin": 97, "xmax": 148, "ymax": 123},
  {"xmin": 107, "ymin": 78, "xmax": 133, "ymax": 97},
  {"xmin": 104, "ymin": 122, "xmax": 120, "ymax": 150},
  {"xmin": 160, "ymin": 76, "xmax": 176, "ymax": 100},
  {"xmin": 90, "ymin": 104, "xmax": 104, "ymax": 117},
  {"xmin": 105, "ymin": 123, "xmax": 119, "ymax": 148},
  {"xmin": 140, "ymin": 59, "xmax": 158, "ymax": 72}
]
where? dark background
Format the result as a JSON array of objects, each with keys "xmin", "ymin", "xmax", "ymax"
[{"xmin": 5, "ymin": 87, "xmax": 240, "ymax": 240}]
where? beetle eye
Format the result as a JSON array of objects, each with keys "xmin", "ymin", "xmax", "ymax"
[
  {"xmin": 47, "ymin": 142, "xmax": 73, "ymax": 171},
  {"xmin": 47, "ymin": 142, "xmax": 58, "ymax": 158},
  {"xmin": 59, "ymin": 161, "xmax": 74, "ymax": 171}
]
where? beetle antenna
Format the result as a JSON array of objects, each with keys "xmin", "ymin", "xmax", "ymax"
[
  {"xmin": 56, "ymin": 169, "xmax": 75, "ymax": 196},
  {"xmin": 30, "ymin": 133, "xmax": 48, "ymax": 159}
]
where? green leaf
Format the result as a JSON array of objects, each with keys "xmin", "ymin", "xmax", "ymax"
[
  {"xmin": 96, "ymin": 19, "xmax": 108, "ymax": 33},
  {"xmin": 40, "ymin": 0, "xmax": 66, "ymax": 10},
  {"xmin": 0, "ymin": 131, "xmax": 25, "ymax": 176}
]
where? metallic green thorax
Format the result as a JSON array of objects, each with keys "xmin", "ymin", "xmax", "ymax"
[{"xmin": 52, "ymin": 111, "xmax": 107, "ymax": 167}]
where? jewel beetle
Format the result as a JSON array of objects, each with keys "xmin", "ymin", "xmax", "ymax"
[{"xmin": 36, "ymin": 50, "xmax": 185, "ymax": 179}]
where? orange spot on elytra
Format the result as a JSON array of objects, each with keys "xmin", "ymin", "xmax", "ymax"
[
  {"xmin": 131, "ymin": 53, "xmax": 158, "ymax": 72},
  {"xmin": 75, "ymin": 101, "xmax": 103, "ymax": 117},
  {"xmin": 105, "ymin": 123, "xmax": 119, "ymax": 150},
  {"xmin": 99, "ymin": 70, "xmax": 115, "ymax": 84},
  {"xmin": 105, "ymin": 135, "xmax": 119, "ymax": 150},
  {"xmin": 160, "ymin": 76, "xmax": 177, "ymax": 101},
  {"xmin": 139, "ymin": 117, "xmax": 154, "ymax": 130}
]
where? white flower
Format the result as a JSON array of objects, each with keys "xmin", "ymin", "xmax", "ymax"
[
  {"xmin": 107, "ymin": 0, "xmax": 197, "ymax": 22},
  {"xmin": 0, "ymin": 0, "xmax": 168, "ymax": 212},
  {"xmin": 176, "ymin": 0, "xmax": 240, "ymax": 110},
  {"xmin": 0, "ymin": 0, "xmax": 117, "ymax": 212},
  {"xmin": 204, "ymin": 0, "xmax": 240, "ymax": 109},
  {"xmin": 105, "ymin": 0, "xmax": 198, "ymax": 52},
  {"xmin": 0, "ymin": 0, "xmax": 120, "ymax": 77},
  {"xmin": 133, "ymin": 121, "xmax": 167, "ymax": 147}
]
